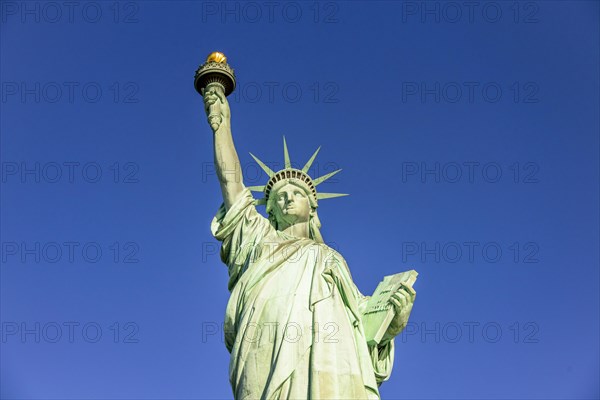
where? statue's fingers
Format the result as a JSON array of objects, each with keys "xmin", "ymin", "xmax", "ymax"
[
  {"xmin": 398, "ymin": 291, "xmax": 412, "ymax": 308},
  {"xmin": 400, "ymin": 282, "xmax": 416, "ymax": 294},
  {"xmin": 400, "ymin": 283, "xmax": 416, "ymax": 300},
  {"xmin": 389, "ymin": 296, "xmax": 402, "ymax": 310},
  {"xmin": 214, "ymin": 89, "xmax": 226, "ymax": 103},
  {"xmin": 397, "ymin": 288, "xmax": 412, "ymax": 301},
  {"xmin": 391, "ymin": 293, "xmax": 407, "ymax": 309},
  {"xmin": 402, "ymin": 292, "xmax": 411, "ymax": 306}
]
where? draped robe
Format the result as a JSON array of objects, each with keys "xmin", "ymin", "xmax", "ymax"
[{"xmin": 211, "ymin": 189, "xmax": 395, "ymax": 399}]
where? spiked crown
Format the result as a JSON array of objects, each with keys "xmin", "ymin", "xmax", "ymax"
[{"xmin": 248, "ymin": 137, "xmax": 348, "ymax": 207}]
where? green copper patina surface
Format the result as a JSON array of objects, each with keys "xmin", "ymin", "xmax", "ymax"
[{"xmin": 197, "ymin": 53, "xmax": 417, "ymax": 399}]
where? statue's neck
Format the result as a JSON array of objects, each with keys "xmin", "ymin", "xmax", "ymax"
[{"xmin": 279, "ymin": 221, "xmax": 310, "ymax": 239}]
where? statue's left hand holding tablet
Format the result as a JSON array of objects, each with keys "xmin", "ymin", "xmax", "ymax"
[{"xmin": 381, "ymin": 283, "xmax": 417, "ymax": 343}]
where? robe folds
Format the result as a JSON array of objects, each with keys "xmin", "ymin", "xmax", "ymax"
[{"xmin": 211, "ymin": 189, "xmax": 395, "ymax": 400}]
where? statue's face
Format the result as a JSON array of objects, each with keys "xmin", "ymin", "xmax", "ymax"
[{"xmin": 271, "ymin": 183, "xmax": 312, "ymax": 226}]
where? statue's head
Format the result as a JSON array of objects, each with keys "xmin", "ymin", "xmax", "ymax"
[
  {"xmin": 268, "ymin": 182, "xmax": 312, "ymax": 223},
  {"xmin": 250, "ymin": 137, "xmax": 349, "ymax": 243},
  {"xmin": 266, "ymin": 180, "xmax": 323, "ymax": 242},
  {"xmin": 266, "ymin": 177, "xmax": 310, "ymax": 215}
]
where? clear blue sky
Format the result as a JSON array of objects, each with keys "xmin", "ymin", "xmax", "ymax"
[{"xmin": 1, "ymin": 1, "xmax": 598, "ymax": 399}]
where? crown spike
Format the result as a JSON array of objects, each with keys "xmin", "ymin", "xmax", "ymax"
[
  {"xmin": 317, "ymin": 192, "xmax": 349, "ymax": 200},
  {"xmin": 283, "ymin": 136, "xmax": 292, "ymax": 169},
  {"xmin": 247, "ymin": 185, "xmax": 265, "ymax": 192},
  {"xmin": 302, "ymin": 146, "xmax": 321, "ymax": 173},
  {"xmin": 249, "ymin": 152, "xmax": 275, "ymax": 177},
  {"xmin": 253, "ymin": 198, "xmax": 267, "ymax": 206},
  {"xmin": 313, "ymin": 169, "xmax": 342, "ymax": 186}
]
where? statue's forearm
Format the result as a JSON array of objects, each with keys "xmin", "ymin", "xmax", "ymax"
[{"xmin": 213, "ymin": 123, "xmax": 244, "ymax": 210}]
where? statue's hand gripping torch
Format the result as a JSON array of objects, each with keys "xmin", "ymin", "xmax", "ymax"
[
  {"xmin": 202, "ymin": 83, "xmax": 226, "ymax": 131},
  {"xmin": 195, "ymin": 52, "xmax": 236, "ymax": 133}
]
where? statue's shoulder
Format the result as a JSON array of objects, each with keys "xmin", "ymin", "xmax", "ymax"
[{"xmin": 313, "ymin": 242, "xmax": 345, "ymax": 263}]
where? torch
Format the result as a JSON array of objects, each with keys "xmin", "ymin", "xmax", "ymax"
[{"xmin": 194, "ymin": 52, "xmax": 236, "ymax": 131}]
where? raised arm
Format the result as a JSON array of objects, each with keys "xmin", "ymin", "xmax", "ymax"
[{"xmin": 202, "ymin": 83, "xmax": 245, "ymax": 210}]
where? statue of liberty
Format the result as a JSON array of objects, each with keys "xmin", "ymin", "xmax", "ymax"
[{"xmin": 196, "ymin": 52, "xmax": 417, "ymax": 399}]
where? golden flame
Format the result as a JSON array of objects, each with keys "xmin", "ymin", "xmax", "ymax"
[{"xmin": 206, "ymin": 51, "xmax": 227, "ymax": 64}]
